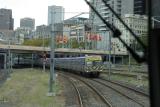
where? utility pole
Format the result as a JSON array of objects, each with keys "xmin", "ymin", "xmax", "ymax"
[
  {"xmin": 83, "ymin": 25, "xmax": 86, "ymax": 49},
  {"xmin": 48, "ymin": 10, "xmax": 55, "ymax": 96},
  {"xmin": 113, "ymin": 43, "xmax": 116, "ymax": 64},
  {"xmin": 43, "ymin": 27, "xmax": 46, "ymax": 72},
  {"xmin": 31, "ymin": 53, "xmax": 34, "ymax": 69},
  {"xmin": 6, "ymin": 39, "xmax": 11, "ymax": 80},
  {"xmin": 108, "ymin": 31, "xmax": 111, "ymax": 80},
  {"xmin": 128, "ymin": 52, "xmax": 131, "ymax": 72}
]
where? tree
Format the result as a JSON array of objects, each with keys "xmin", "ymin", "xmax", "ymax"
[
  {"xmin": 23, "ymin": 38, "xmax": 50, "ymax": 46},
  {"xmin": 71, "ymin": 38, "xmax": 79, "ymax": 48}
]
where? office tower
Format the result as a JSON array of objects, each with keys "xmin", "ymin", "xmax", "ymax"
[
  {"xmin": 134, "ymin": 0, "xmax": 146, "ymax": 15},
  {"xmin": 114, "ymin": 14, "xmax": 148, "ymax": 53},
  {"xmin": 48, "ymin": 5, "xmax": 64, "ymax": 25},
  {"xmin": 20, "ymin": 17, "xmax": 35, "ymax": 30},
  {"xmin": 0, "ymin": 8, "xmax": 14, "ymax": 30},
  {"xmin": 89, "ymin": 0, "xmax": 135, "ymax": 29}
]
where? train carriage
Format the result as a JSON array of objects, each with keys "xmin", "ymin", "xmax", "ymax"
[{"xmin": 34, "ymin": 55, "xmax": 104, "ymax": 77}]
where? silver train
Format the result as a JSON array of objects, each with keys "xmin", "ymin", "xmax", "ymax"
[{"xmin": 34, "ymin": 55, "xmax": 104, "ymax": 77}]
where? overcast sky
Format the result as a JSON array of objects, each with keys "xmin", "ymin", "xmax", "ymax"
[{"xmin": 0, "ymin": 0, "xmax": 89, "ymax": 29}]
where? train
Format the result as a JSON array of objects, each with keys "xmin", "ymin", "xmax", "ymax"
[{"xmin": 34, "ymin": 55, "xmax": 104, "ymax": 77}]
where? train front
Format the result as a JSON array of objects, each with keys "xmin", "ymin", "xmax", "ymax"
[{"xmin": 84, "ymin": 55, "xmax": 103, "ymax": 77}]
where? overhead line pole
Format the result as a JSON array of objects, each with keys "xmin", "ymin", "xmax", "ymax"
[{"xmin": 48, "ymin": 10, "xmax": 55, "ymax": 96}]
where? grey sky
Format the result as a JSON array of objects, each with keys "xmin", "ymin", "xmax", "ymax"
[{"xmin": 0, "ymin": 0, "xmax": 89, "ymax": 29}]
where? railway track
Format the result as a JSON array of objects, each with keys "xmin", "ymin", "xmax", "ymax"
[
  {"xmin": 92, "ymin": 78, "xmax": 150, "ymax": 107},
  {"xmin": 59, "ymin": 71, "xmax": 149, "ymax": 107},
  {"xmin": 59, "ymin": 72, "xmax": 112, "ymax": 107},
  {"xmin": 100, "ymin": 78, "xmax": 149, "ymax": 96},
  {"xmin": 86, "ymin": 79, "xmax": 147, "ymax": 107},
  {"xmin": 104, "ymin": 68, "xmax": 148, "ymax": 73},
  {"xmin": 59, "ymin": 74, "xmax": 83, "ymax": 107}
]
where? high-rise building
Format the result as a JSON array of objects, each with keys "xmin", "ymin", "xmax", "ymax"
[
  {"xmin": 114, "ymin": 14, "xmax": 148, "ymax": 53},
  {"xmin": 48, "ymin": 5, "xmax": 64, "ymax": 25},
  {"xmin": 0, "ymin": 8, "xmax": 14, "ymax": 30},
  {"xmin": 90, "ymin": 0, "xmax": 146, "ymax": 29},
  {"xmin": 90, "ymin": 0, "xmax": 135, "ymax": 30},
  {"xmin": 20, "ymin": 18, "xmax": 35, "ymax": 30},
  {"xmin": 89, "ymin": 0, "xmax": 147, "ymax": 50},
  {"xmin": 36, "ymin": 25, "xmax": 51, "ymax": 39},
  {"xmin": 134, "ymin": 0, "xmax": 147, "ymax": 15}
]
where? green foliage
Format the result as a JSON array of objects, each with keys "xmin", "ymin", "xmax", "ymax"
[
  {"xmin": 23, "ymin": 39, "xmax": 50, "ymax": 46},
  {"xmin": 23, "ymin": 38, "xmax": 89, "ymax": 49},
  {"xmin": 70, "ymin": 38, "xmax": 79, "ymax": 48},
  {"xmin": 69, "ymin": 38, "xmax": 86, "ymax": 49},
  {"xmin": 0, "ymin": 69, "xmax": 64, "ymax": 107}
]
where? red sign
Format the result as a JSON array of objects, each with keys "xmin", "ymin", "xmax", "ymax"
[
  {"xmin": 56, "ymin": 35, "xmax": 68, "ymax": 44},
  {"xmin": 86, "ymin": 33, "xmax": 102, "ymax": 41}
]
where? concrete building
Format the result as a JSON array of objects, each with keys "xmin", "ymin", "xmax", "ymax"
[
  {"xmin": 20, "ymin": 18, "xmax": 35, "ymax": 30},
  {"xmin": 48, "ymin": 5, "xmax": 64, "ymax": 25},
  {"xmin": 89, "ymin": 0, "xmax": 147, "ymax": 50},
  {"xmin": 14, "ymin": 30, "xmax": 25, "ymax": 44},
  {"xmin": 36, "ymin": 25, "xmax": 51, "ymax": 39},
  {"xmin": 113, "ymin": 14, "xmax": 148, "ymax": 53},
  {"xmin": 64, "ymin": 17, "xmax": 92, "ymax": 49},
  {"xmin": 0, "ymin": 8, "xmax": 14, "ymax": 30},
  {"xmin": 35, "ymin": 23, "xmax": 63, "ymax": 39},
  {"xmin": 90, "ymin": 0, "xmax": 146, "ymax": 27},
  {"xmin": 90, "ymin": 0, "xmax": 134, "ymax": 30},
  {"xmin": 134, "ymin": 0, "xmax": 147, "ymax": 15},
  {"xmin": 70, "ymin": 24, "xmax": 85, "ymax": 43},
  {"xmin": 0, "ymin": 30, "xmax": 15, "ymax": 44},
  {"xmin": 14, "ymin": 27, "xmax": 34, "ymax": 44}
]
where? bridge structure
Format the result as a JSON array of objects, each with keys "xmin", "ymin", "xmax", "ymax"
[
  {"xmin": 0, "ymin": 44, "xmax": 129, "ymax": 80},
  {"xmin": 0, "ymin": 44, "xmax": 127, "ymax": 56},
  {"xmin": 0, "ymin": 44, "xmax": 128, "ymax": 70}
]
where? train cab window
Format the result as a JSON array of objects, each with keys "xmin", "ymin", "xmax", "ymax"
[
  {"xmin": 86, "ymin": 61, "xmax": 92, "ymax": 65},
  {"xmin": 92, "ymin": 61, "xmax": 102, "ymax": 66}
]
